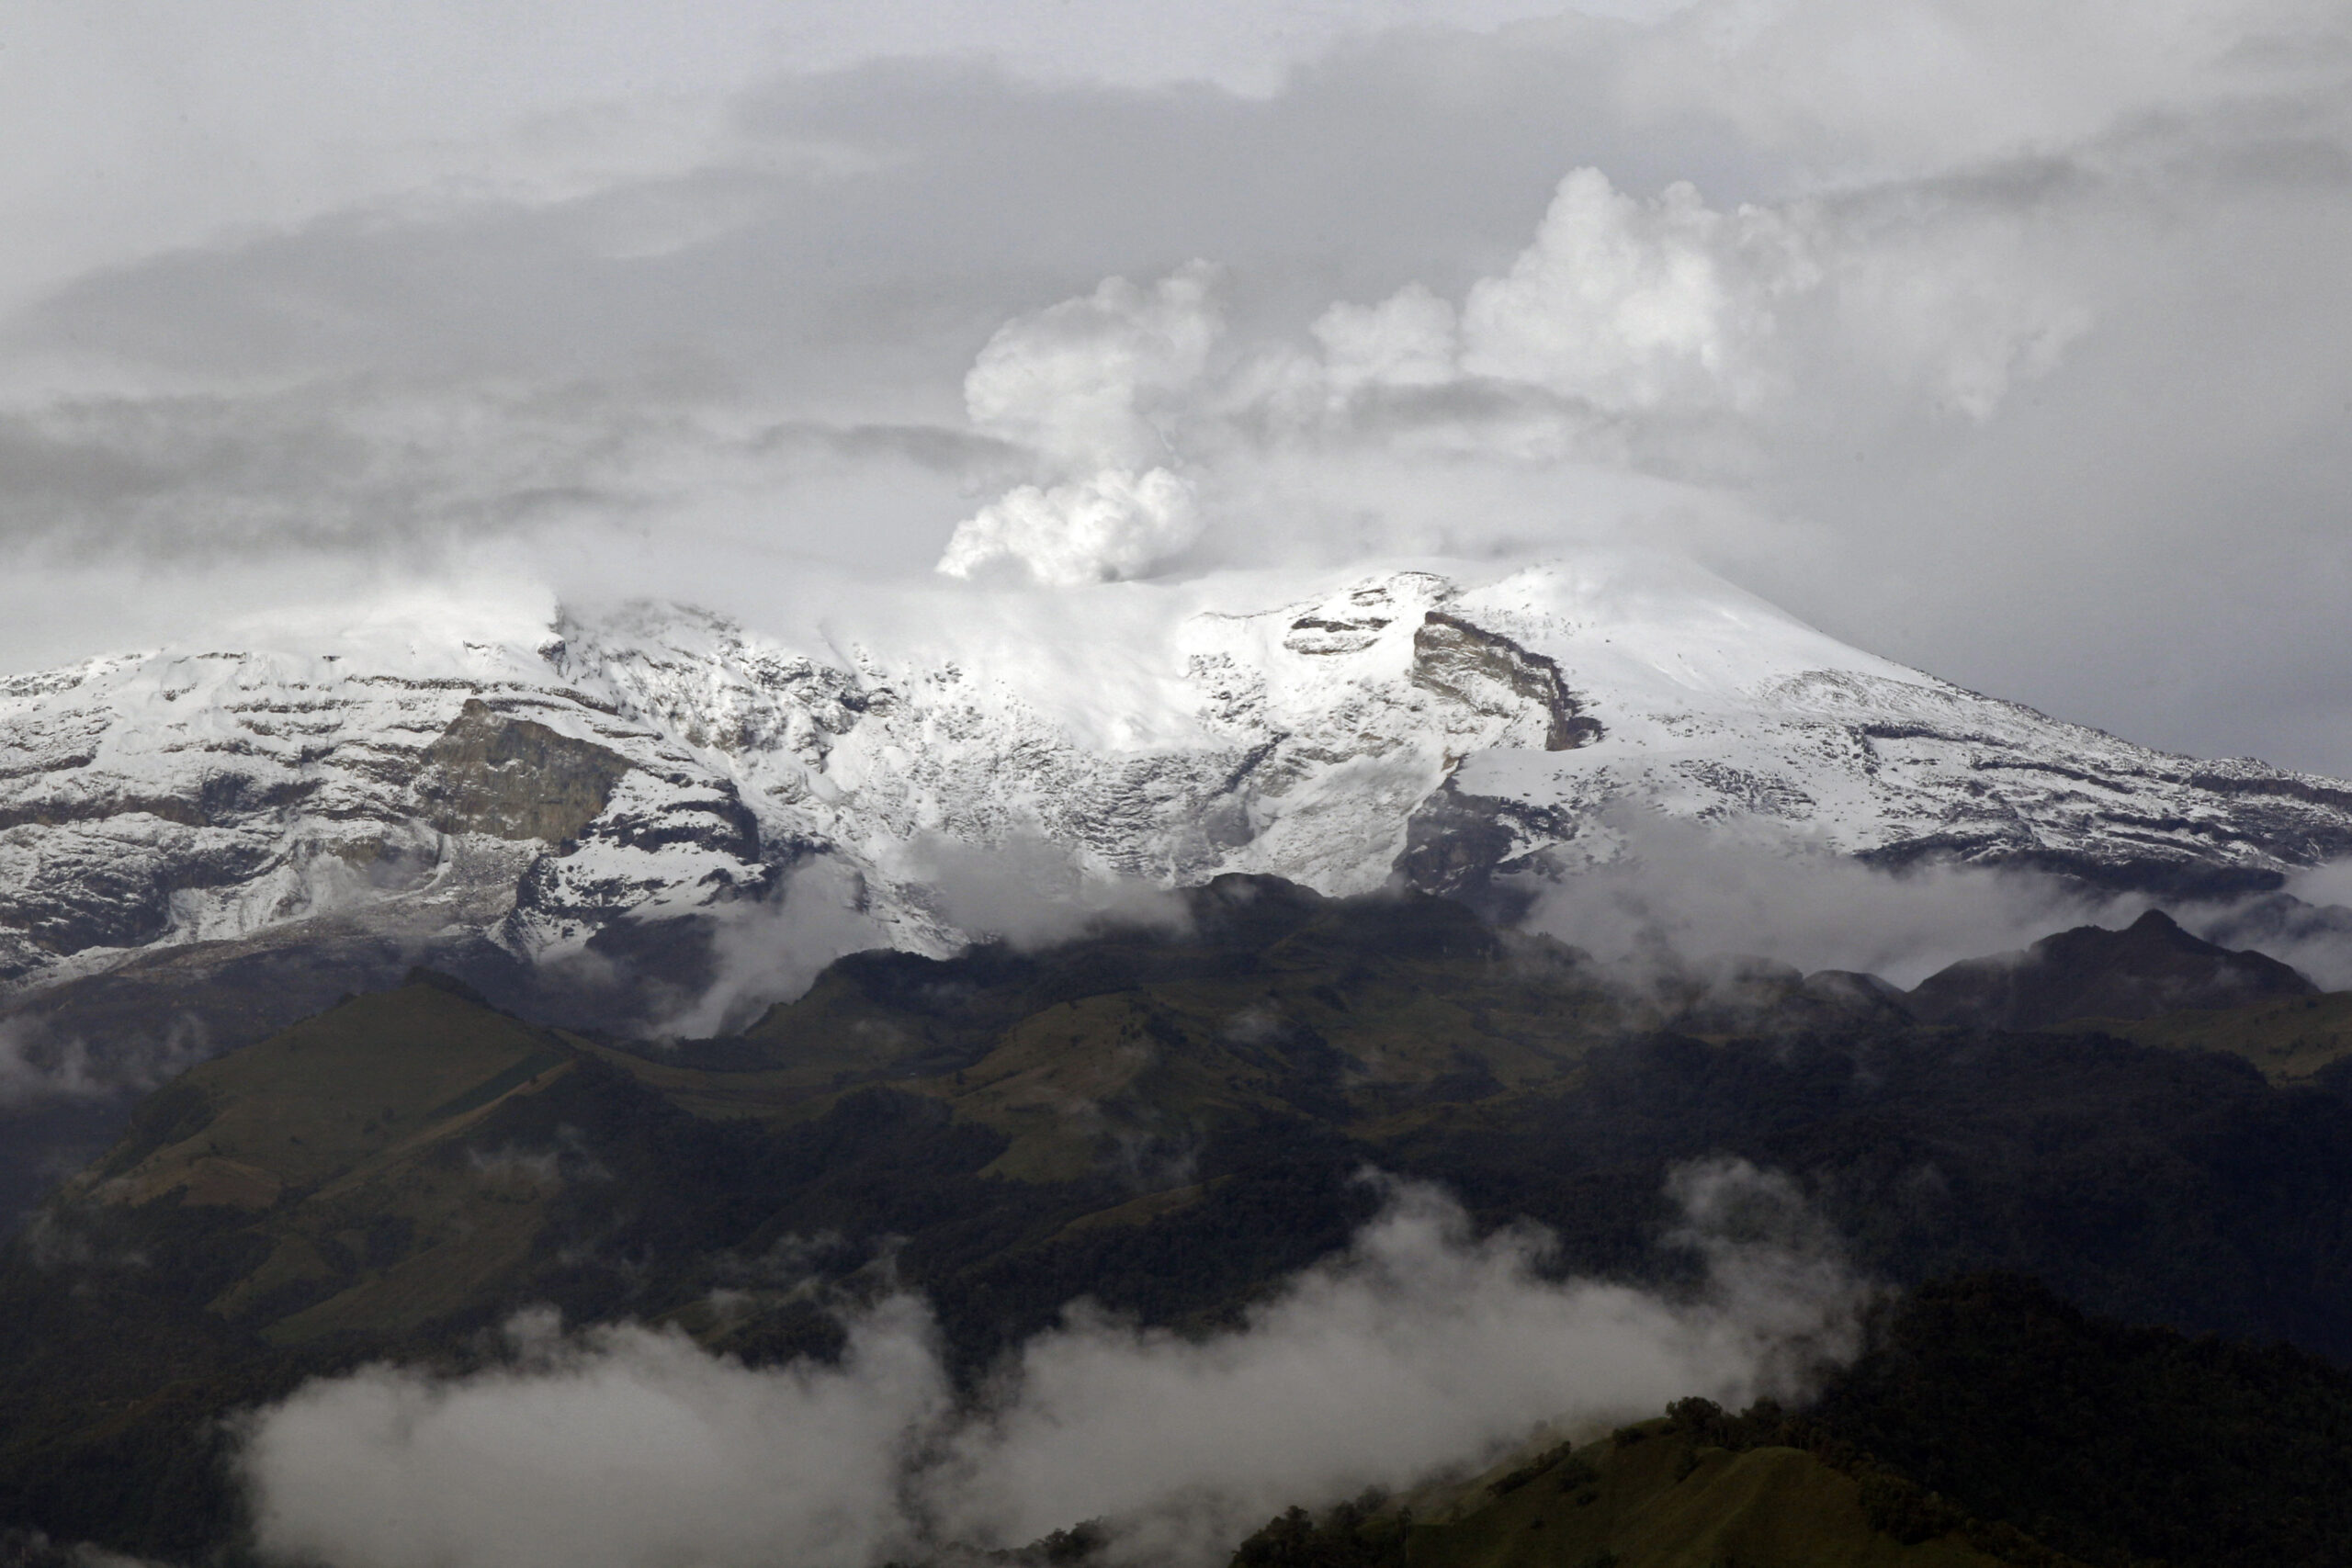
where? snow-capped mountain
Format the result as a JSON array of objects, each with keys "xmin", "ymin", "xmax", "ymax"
[{"xmin": 3, "ymin": 552, "xmax": 2348, "ymax": 1007}]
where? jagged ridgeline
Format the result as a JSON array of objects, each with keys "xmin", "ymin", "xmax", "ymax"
[
  {"xmin": 9, "ymin": 879, "xmax": 2352, "ymax": 1556},
  {"xmin": 10, "ymin": 558, "xmax": 2352, "ymax": 1258},
  {"xmin": 9, "ymin": 556, "xmax": 2352, "ymax": 1050}
]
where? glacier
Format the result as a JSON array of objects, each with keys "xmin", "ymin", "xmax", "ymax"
[{"xmin": 1, "ymin": 550, "xmax": 2348, "ymax": 1021}]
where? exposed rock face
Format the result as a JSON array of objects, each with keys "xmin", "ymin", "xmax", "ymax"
[
  {"xmin": 1409, "ymin": 612, "xmax": 1600, "ymax": 753},
  {"xmin": 0, "ymin": 640, "xmax": 771, "ymax": 994},
  {"xmin": 415, "ymin": 700, "xmax": 633, "ymax": 844},
  {"xmin": 1393, "ymin": 777, "xmax": 1576, "ymax": 908},
  {"xmin": 0, "ymin": 551, "xmax": 2348, "ymax": 1028}
]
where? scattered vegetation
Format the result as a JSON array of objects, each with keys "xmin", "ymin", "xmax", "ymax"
[
  {"xmin": 6, "ymin": 882, "xmax": 2352, "ymax": 1560},
  {"xmin": 1228, "ymin": 1278, "xmax": 2352, "ymax": 1567}
]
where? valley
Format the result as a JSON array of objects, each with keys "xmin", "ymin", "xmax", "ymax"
[{"xmin": 8, "ymin": 877, "xmax": 2352, "ymax": 1562}]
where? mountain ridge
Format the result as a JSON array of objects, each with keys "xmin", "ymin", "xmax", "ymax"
[
  {"xmin": 12, "ymin": 886, "xmax": 2352, "ymax": 1560},
  {"xmin": 2, "ymin": 552, "xmax": 2350, "ymax": 1056}
]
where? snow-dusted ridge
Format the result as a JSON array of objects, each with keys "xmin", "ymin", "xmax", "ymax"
[{"xmin": 3, "ymin": 552, "xmax": 2349, "ymax": 997}]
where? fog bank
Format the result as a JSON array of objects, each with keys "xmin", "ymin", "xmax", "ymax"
[
  {"xmin": 241, "ymin": 1162, "xmax": 1866, "ymax": 1568},
  {"xmin": 1521, "ymin": 812, "xmax": 2132, "ymax": 988}
]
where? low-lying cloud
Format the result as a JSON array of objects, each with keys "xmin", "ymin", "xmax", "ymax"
[
  {"xmin": 905, "ymin": 833, "xmax": 1194, "ymax": 953},
  {"xmin": 924, "ymin": 1162, "xmax": 1858, "ymax": 1564},
  {"xmin": 1521, "ymin": 810, "xmax": 2130, "ymax": 987},
  {"xmin": 1516, "ymin": 813, "xmax": 2352, "ymax": 997},
  {"xmin": 2182, "ymin": 858, "xmax": 2352, "ymax": 991},
  {"xmin": 239, "ymin": 1161, "xmax": 1867, "ymax": 1568},
  {"xmin": 653, "ymin": 858, "xmax": 888, "ymax": 1039},
  {"xmin": 662, "ymin": 818, "xmax": 2352, "ymax": 1043},
  {"xmin": 243, "ymin": 1296, "xmax": 948, "ymax": 1568},
  {"xmin": 655, "ymin": 839, "xmax": 1194, "ymax": 1039},
  {"xmin": 0, "ymin": 1013, "xmax": 212, "ymax": 1109}
]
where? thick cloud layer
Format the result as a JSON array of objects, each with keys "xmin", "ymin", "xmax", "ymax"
[
  {"xmin": 239, "ymin": 1164, "xmax": 1867, "ymax": 1568},
  {"xmin": 0, "ymin": 8, "xmax": 2340, "ymax": 998},
  {"xmin": 0, "ymin": 2, "xmax": 2346, "ymax": 774}
]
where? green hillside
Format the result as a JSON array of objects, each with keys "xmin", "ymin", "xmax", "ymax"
[
  {"xmin": 1378, "ymin": 1424, "xmax": 2018, "ymax": 1568},
  {"xmin": 2053, "ymin": 988, "xmax": 2352, "ymax": 1083},
  {"xmin": 72, "ymin": 977, "xmax": 577, "ymax": 1339},
  {"xmin": 9, "ymin": 883, "xmax": 2352, "ymax": 1558}
]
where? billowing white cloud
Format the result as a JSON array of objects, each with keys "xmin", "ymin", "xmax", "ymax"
[
  {"xmin": 933, "ymin": 151, "xmax": 2103, "ymax": 604},
  {"xmin": 242, "ymin": 1298, "xmax": 949, "ymax": 1568},
  {"xmin": 936, "ymin": 466, "xmax": 1203, "ymax": 586},
  {"xmin": 963, "ymin": 264, "xmax": 1224, "ymax": 472},
  {"xmin": 239, "ymin": 1164, "xmax": 1868, "ymax": 1568},
  {"xmin": 0, "ymin": 4, "xmax": 2348, "ymax": 768},
  {"xmin": 1455, "ymin": 162, "xmax": 2091, "ymax": 424},
  {"xmin": 1311, "ymin": 282, "xmax": 1461, "ymax": 394},
  {"xmin": 938, "ymin": 265, "xmax": 1222, "ymax": 584},
  {"xmin": 1456, "ymin": 168, "xmax": 1818, "ymax": 414}
]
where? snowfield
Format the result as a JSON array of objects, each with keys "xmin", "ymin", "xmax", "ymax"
[{"xmin": 2, "ymin": 550, "xmax": 2347, "ymax": 993}]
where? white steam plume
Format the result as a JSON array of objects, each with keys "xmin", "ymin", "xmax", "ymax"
[
  {"xmin": 938, "ymin": 161, "xmax": 2092, "ymax": 593},
  {"xmin": 939, "ymin": 265, "xmax": 1221, "ymax": 586},
  {"xmin": 240, "ymin": 1162, "xmax": 1867, "ymax": 1568},
  {"xmin": 961, "ymin": 264, "xmax": 1224, "ymax": 474},
  {"xmin": 936, "ymin": 467, "xmax": 1201, "ymax": 588}
]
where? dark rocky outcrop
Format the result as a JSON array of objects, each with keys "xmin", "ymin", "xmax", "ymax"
[
  {"xmin": 413, "ymin": 700, "xmax": 633, "ymax": 843},
  {"xmin": 1391, "ymin": 776, "xmax": 1578, "ymax": 914},
  {"xmin": 1904, "ymin": 908, "xmax": 2317, "ymax": 1030},
  {"xmin": 1408, "ymin": 612, "xmax": 1602, "ymax": 753}
]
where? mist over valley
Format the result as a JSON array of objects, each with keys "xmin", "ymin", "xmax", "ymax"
[{"xmin": 1, "ymin": 3, "xmax": 2351, "ymax": 1565}]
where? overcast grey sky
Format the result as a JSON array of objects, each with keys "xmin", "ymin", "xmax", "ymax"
[{"xmin": 0, "ymin": 0, "xmax": 2347, "ymax": 774}]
